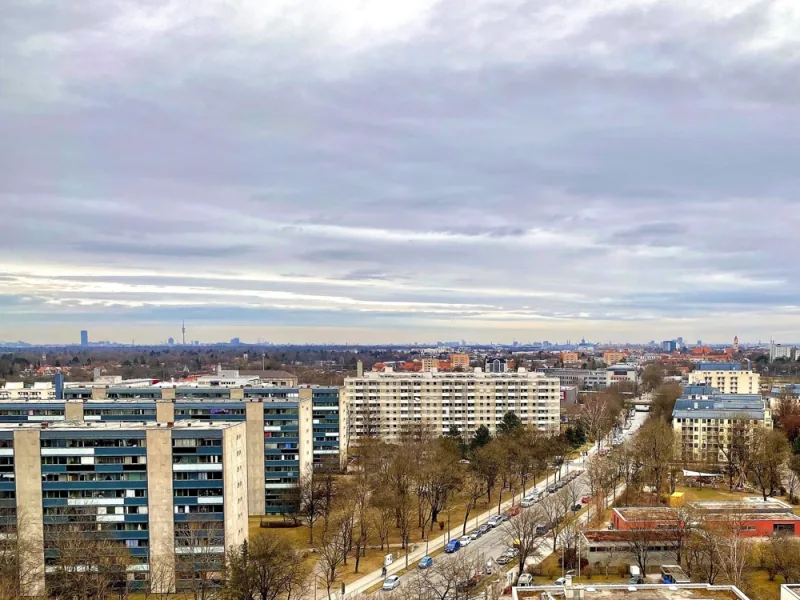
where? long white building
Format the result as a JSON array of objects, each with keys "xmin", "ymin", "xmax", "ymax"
[{"xmin": 344, "ymin": 367, "xmax": 560, "ymax": 441}]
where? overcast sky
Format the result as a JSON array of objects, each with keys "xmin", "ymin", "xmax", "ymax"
[{"xmin": 2, "ymin": 0, "xmax": 800, "ymax": 345}]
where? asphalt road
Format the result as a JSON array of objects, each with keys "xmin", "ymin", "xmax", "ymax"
[{"xmin": 377, "ymin": 407, "xmax": 648, "ymax": 597}]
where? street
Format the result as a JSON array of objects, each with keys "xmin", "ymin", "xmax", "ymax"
[{"xmin": 373, "ymin": 407, "xmax": 648, "ymax": 597}]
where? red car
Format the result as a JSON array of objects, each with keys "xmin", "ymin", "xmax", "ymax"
[
  {"xmin": 581, "ymin": 496, "xmax": 592, "ymax": 503},
  {"xmin": 508, "ymin": 505, "xmax": 521, "ymax": 517}
]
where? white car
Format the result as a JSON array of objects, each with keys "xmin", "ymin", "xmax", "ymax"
[
  {"xmin": 382, "ymin": 575, "xmax": 401, "ymax": 591},
  {"xmin": 518, "ymin": 574, "xmax": 534, "ymax": 587},
  {"xmin": 459, "ymin": 535, "xmax": 472, "ymax": 547}
]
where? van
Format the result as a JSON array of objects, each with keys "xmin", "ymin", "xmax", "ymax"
[
  {"xmin": 629, "ymin": 565, "xmax": 640, "ymax": 577},
  {"xmin": 445, "ymin": 539, "xmax": 461, "ymax": 553}
]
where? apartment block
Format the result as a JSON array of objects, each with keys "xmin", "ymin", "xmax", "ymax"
[
  {"xmin": 450, "ymin": 353, "xmax": 470, "ymax": 370},
  {"xmin": 1, "ymin": 421, "xmax": 247, "ymax": 596},
  {"xmin": 0, "ymin": 386, "xmax": 345, "ymax": 516},
  {"xmin": 672, "ymin": 392, "xmax": 771, "ymax": 462},
  {"xmin": 560, "ymin": 351, "xmax": 580, "ymax": 365},
  {"xmin": 536, "ymin": 368, "xmax": 607, "ymax": 390},
  {"xmin": 602, "ymin": 351, "xmax": 626, "ymax": 365},
  {"xmin": 688, "ymin": 363, "xmax": 760, "ymax": 394},
  {"xmin": 344, "ymin": 367, "xmax": 560, "ymax": 441}
]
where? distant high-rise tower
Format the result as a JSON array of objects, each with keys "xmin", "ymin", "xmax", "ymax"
[
  {"xmin": 181, "ymin": 321, "xmax": 186, "ymax": 345},
  {"xmin": 80, "ymin": 330, "xmax": 88, "ymax": 347},
  {"xmin": 168, "ymin": 337, "xmax": 174, "ymax": 345},
  {"xmin": 733, "ymin": 336, "xmax": 739, "ymax": 352}
]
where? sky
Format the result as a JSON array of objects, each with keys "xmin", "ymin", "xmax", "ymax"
[{"xmin": 2, "ymin": 0, "xmax": 800, "ymax": 345}]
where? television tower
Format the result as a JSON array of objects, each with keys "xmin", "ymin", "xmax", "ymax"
[{"xmin": 181, "ymin": 320, "xmax": 186, "ymax": 345}]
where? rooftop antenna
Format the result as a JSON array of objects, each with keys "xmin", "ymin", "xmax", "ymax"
[{"xmin": 182, "ymin": 320, "xmax": 186, "ymax": 345}]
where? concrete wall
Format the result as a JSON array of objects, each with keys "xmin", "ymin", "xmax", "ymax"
[
  {"xmin": 90, "ymin": 388, "xmax": 107, "ymax": 400},
  {"xmin": 160, "ymin": 388, "xmax": 176, "ymax": 401},
  {"xmin": 229, "ymin": 388, "xmax": 244, "ymax": 400},
  {"xmin": 222, "ymin": 423, "xmax": 249, "ymax": 553},
  {"xmin": 13, "ymin": 429, "xmax": 45, "ymax": 597},
  {"xmin": 146, "ymin": 428, "xmax": 176, "ymax": 593},
  {"xmin": 298, "ymin": 389, "xmax": 314, "ymax": 481},
  {"xmin": 155, "ymin": 401, "xmax": 175, "ymax": 423},
  {"xmin": 64, "ymin": 401, "xmax": 84, "ymax": 420},
  {"xmin": 244, "ymin": 402, "xmax": 266, "ymax": 515}
]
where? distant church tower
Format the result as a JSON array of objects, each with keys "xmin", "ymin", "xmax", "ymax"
[{"xmin": 733, "ymin": 335, "xmax": 739, "ymax": 352}]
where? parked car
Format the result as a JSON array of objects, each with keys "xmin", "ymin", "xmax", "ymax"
[
  {"xmin": 535, "ymin": 524, "xmax": 549, "ymax": 535},
  {"xmin": 469, "ymin": 529, "xmax": 482, "ymax": 540},
  {"xmin": 521, "ymin": 498, "xmax": 535, "ymax": 508},
  {"xmin": 478, "ymin": 523, "xmax": 492, "ymax": 535},
  {"xmin": 456, "ymin": 578, "xmax": 478, "ymax": 593},
  {"xmin": 508, "ymin": 505, "xmax": 521, "ymax": 517},
  {"xmin": 445, "ymin": 539, "xmax": 461, "ymax": 553},
  {"xmin": 581, "ymin": 496, "xmax": 592, "ymax": 503},
  {"xmin": 496, "ymin": 554, "xmax": 512, "ymax": 565},
  {"xmin": 459, "ymin": 535, "xmax": 472, "ymax": 547},
  {"xmin": 418, "ymin": 556, "xmax": 433, "ymax": 569},
  {"xmin": 382, "ymin": 575, "xmax": 401, "ymax": 591},
  {"xmin": 487, "ymin": 515, "xmax": 502, "ymax": 528},
  {"xmin": 554, "ymin": 577, "xmax": 566, "ymax": 586},
  {"xmin": 547, "ymin": 485, "xmax": 557, "ymax": 493},
  {"xmin": 572, "ymin": 503, "xmax": 582, "ymax": 512},
  {"xmin": 504, "ymin": 547, "xmax": 520, "ymax": 558},
  {"xmin": 518, "ymin": 574, "xmax": 534, "ymax": 587}
]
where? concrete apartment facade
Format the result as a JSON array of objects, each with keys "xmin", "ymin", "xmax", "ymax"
[
  {"xmin": 344, "ymin": 367, "xmax": 560, "ymax": 441},
  {"xmin": 0, "ymin": 386, "xmax": 345, "ymax": 516},
  {"xmin": 2, "ymin": 421, "xmax": 248, "ymax": 596},
  {"xmin": 688, "ymin": 363, "xmax": 760, "ymax": 394},
  {"xmin": 535, "ymin": 367, "xmax": 607, "ymax": 390},
  {"xmin": 602, "ymin": 351, "xmax": 626, "ymax": 365},
  {"xmin": 672, "ymin": 392, "xmax": 771, "ymax": 462}
]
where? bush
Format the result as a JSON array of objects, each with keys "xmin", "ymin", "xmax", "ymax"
[
  {"xmin": 617, "ymin": 564, "xmax": 629, "ymax": 578},
  {"xmin": 584, "ymin": 566, "xmax": 593, "ymax": 579}
]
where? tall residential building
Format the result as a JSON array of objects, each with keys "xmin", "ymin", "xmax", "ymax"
[
  {"xmin": 450, "ymin": 353, "xmax": 470, "ymax": 370},
  {"xmin": 2, "ymin": 421, "xmax": 248, "ymax": 596},
  {"xmin": 80, "ymin": 330, "xmax": 88, "ymax": 346},
  {"xmin": 661, "ymin": 340, "xmax": 677, "ymax": 352},
  {"xmin": 485, "ymin": 357, "xmax": 508, "ymax": 373},
  {"xmin": 688, "ymin": 363, "xmax": 760, "ymax": 394},
  {"xmin": 560, "ymin": 351, "xmax": 580, "ymax": 365},
  {"xmin": 344, "ymin": 367, "xmax": 560, "ymax": 441},
  {"xmin": 770, "ymin": 342, "xmax": 795, "ymax": 362},
  {"xmin": 0, "ymin": 386, "xmax": 345, "ymax": 516},
  {"xmin": 672, "ymin": 392, "xmax": 771, "ymax": 463},
  {"xmin": 420, "ymin": 357, "xmax": 439, "ymax": 372},
  {"xmin": 602, "ymin": 350, "xmax": 626, "ymax": 365}
]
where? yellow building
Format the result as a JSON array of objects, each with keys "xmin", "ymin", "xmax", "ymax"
[{"xmin": 603, "ymin": 351, "xmax": 626, "ymax": 365}]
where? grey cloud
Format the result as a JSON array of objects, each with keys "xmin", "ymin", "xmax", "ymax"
[{"xmin": 2, "ymin": 0, "xmax": 800, "ymax": 342}]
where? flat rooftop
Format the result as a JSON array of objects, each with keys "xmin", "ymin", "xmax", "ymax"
[
  {"xmin": 0, "ymin": 421, "xmax": 239, "ymax": 431},
  {"xmin": 583, "ymin": 530, "xmax": 680, "ymax": 543},
  {"xmin": 514, "ymin": 584, "xmax": 749, "ymax": 600}
]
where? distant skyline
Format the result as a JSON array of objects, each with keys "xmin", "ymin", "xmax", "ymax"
[{"xmin": 2, "ymin": 1, "xmax": 800, "ymax": 342}]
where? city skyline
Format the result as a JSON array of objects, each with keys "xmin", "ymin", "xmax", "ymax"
[{"xmin": 3, "ymin": 1, "xmax": 800, "ymax": 342}]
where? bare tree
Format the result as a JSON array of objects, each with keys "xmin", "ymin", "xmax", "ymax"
[
  {"xmin": 174, "ymin": 518, "xmax": 226, "ymax": 600},
  {"xmin": 633, "ymin": 419, "xmax": 677, "ymax": 498},
  {"xmin": 298, "ymin": 473, "xmax": 325, "ymax": 544},
  {"xmin": 398, "ymin": 551, "xmax": 483, "ymax": 600},
  {"xmin": 684, "ymin": 529, "xmax": 719, "ymax": 584},
  {"xmin": 371, "ymin": 492, "xmax": 394, "ymax": 551},
  {"xmin": 719, "ymin": 418, "xmax": 754, "ymax": 491},
  {"xmin": 625, "ymin": 527, "xmax": 662, "ymax": 575},
  {"xmin": 460, "ymin": 469, "xmax": 487, "ymax": 536},
  {"xmin": 502, "ymin": 506, "xmax": 548, "ymax": 574},
  {"xmin": 710, "ymin": 508, "xmax": 754, "ymax": 589},
  {"xmin": 317, "ymin": 523, "xmax": 348, "ymax": 600},
  {"xmin": 749, "ymin": 428, "xmax": 789, "ymax": 500},
  {"xmin": 0, "ymin": 508, "xmax": 42, "ymax": 600},
  {"xmin": 539, "ymin": 489, "xmax": 569, "ymax": 551},
  {"xmin": 224, "ymin": 534, "xmax": 308, "ymax": 600}
]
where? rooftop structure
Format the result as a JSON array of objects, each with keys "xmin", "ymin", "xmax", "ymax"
[{"xmin": 513, "ymin": 583, "xmax": 750, "ymax": 600}]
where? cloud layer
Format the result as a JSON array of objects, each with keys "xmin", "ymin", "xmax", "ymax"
[{"xmin": 2, "ymin": 0, "xmax": 800, "ymax": 343}]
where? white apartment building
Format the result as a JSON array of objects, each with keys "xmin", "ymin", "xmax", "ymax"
[
  {"xmin": 672, "ymin": 393, "xmax": 772, "ymax": 463},
  {"xmin": 344, "ymin": 367, "xmax": 560, "ymax": 441},
  {"xmin": 688, "ymin": 363, "xmax": 760, "ymax": 394},
  {"xmin": 0, "ymin": 382, "xmax": 55, "ymax": 400}
]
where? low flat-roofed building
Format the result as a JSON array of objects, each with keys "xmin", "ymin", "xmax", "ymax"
[
  {"xmin": 782, "ymin": 584, "xmax": 800, "ymax": 600},
  {"xmin": 513, "ymin": 583, "xmax": 751, "ymax": 600},
  {"xmin": 582, "ymin": 529, "xmax": 680, "ymax": 567},
  {"xmin": 612, "ymin": 498, "xmax": 800, "ymax": 537}
]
